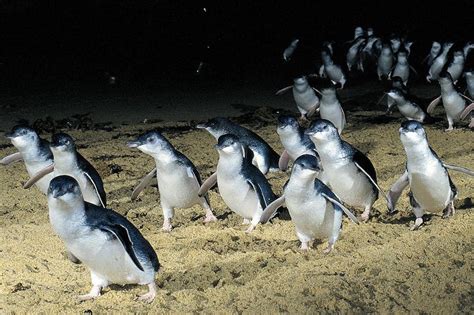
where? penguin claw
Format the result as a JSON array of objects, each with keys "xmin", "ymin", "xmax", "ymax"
[
  {"xmin": 410, "ymin": 218, "xmax": 423, "ymax": 231},
  {"xmin": 203, "ymin": 214, "xmax": 217, "ymax": 223},
  {"xmin": 323, "ymin": 244, "xmax": 334, "ymax": 254},
  {"xmin": 77, "ymin": 293, "xmax": 100, "ymax": 302},
  {"xmin": 136, "ymin": 283, "xmax": 157, "ymax": 303}
]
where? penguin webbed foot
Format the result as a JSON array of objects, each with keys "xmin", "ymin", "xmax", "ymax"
[
  {"xmin": 77, "ymin": 285, "xmax": 102, "ymax": 302},
  {"xmin": 136, "ymin": 282, "xmax": 157, "ymax": 304},
  {"xmin": 442, "ymin": 202, "xmax": 455, "ymax": 218},
  {"xmin": 203, "ymin": 211, "xmax": 217, "ymax": 223},
  {"xmin": 162, "ymin": 219, "xmax": 172, "ymax": 232},
  {"xmin": 410, "ymin": 217, "xmax": 423, "ymax": 231},
  {"xmin": 299, "ymin": 242, "xmax": 310, "ymax": 251},
  {"xmin": 323, "ymin": 243, "xmax": 334, "ymax": 254}
]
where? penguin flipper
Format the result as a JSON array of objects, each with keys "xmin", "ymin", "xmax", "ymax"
[
  {"xmin": 23, "ymin": 163, "xmax": 54, "ymax": 189},
  {"xmin": 83, "ymin": 171, "xmax": 106, "ymax": 208},
  {"xmin": 275, "ymin": 86, "xmax": 292, "ymax": 96},
  {"xmin": 460, "ymin": 94, "xmax": 474, "ymax": 103},
  {"xmin": 100, "ymin": 224, "xmax": 144, "ymax": 272},
  {"xmin": 278, "ymin": 150, "xmax": 290, "ymax": 171},
  {"xmin": 246, "ymin": 177, "xmax": 274, "ymax": 214},
  {"xmin": 387, "ymin": 170, "xmax": 409, "ymax": 213},
  {"xmin": 198, "ymin": 172, "xmax": 217, "ymax": 197},
  {"xmin": 0, "ymin": 152, "xmax": 23, "ymax": 165},
  {"xmin": 187, "ymin": 166, "xmax": 211, "ymax": 205},
  {"xmin": 443, "ymin": 163, "xmax": 474, "ymax": 176},
  {"xmin": 260, "ymin": 195, "xmax": 285, "ymax": 223},
  {"xmin": 460, "ymin": 103, "xmax": 474, "ymax": 120},
  {"xmin": 321, "ymin": 192, "xmax": 359, "ymax": 224},
  {"xmin": 131, "ymin": 168, "xmax": 157, "ymax": 201},
  {"xmin": 354, "ymin": 161, "xmax": 389, "ymax": 204},
  {"xmin": 427, "ymin": 96, "xmax": 442, "ymax": 114}
]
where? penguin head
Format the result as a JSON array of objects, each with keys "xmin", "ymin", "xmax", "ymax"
[
  {"xmin": 277, "ymin": 115, "xmax": 299, "ymax": 134},
  {"xmin": 399, "ymin": 120, "xmax": 426, "ymax": 144},
  {"xmin": 387, "ymin": 87, "xmax": 405, "ymax": 100},
  {"xmin": 5, "ymin": 125, "xmax": 39, "ymax": 149},
  {"xmin": 452, "ymin": 49, "xmax": 464, "ymax": 60},
  {"xmin": 390, "ymin": 76, "xmax": 405, "ymax": 88},
  {"xmin": 305, "ymin": 119, "xmax": 339, "ymax": 142},
  {"xmin": 48, "ymin": 175, "xmax": 82, "ymax": 203},
  {"xmin": 293, "ymin": 76, "xmax": 307, "ymax": 85},
  {"xmin": 431, "ymin": 41, "xmax": 441, "ymax": 52},
  {"xmin": 196, "ymin": 117, "xmax": 229, "ymax": 137},
  {"xmin": 215, "ymin": 134, "xmax": 244, "ymax": 156},
  {"xmin": 291, "ymin": 154, "xmax": 322, "ymax": 178},
  {"xmin": 396, "ymin": 49, "xmax": 408, "ymax": 60},
  {"xmin": 127, "ymin": 130, "xmax": 172, "ymax": 155},
  {"xmin": 50, "ymin": 133, "xmax": 76, "ymax": 153}
]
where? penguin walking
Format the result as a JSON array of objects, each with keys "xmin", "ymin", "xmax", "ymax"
[
  {"xmin": 1, "ymin": 126, "xmax": 54, "ymax": 194},
  {"xmin": 198, "ymin": 135, "xmax": 277, "ymax": 233},
  {"xmin": 127, "ymin": 130, "xmax": 217, "ymax": 231},
  {"xmin": 386, "ymin": 88, "xmax": 431, "ymax": 123},
  {"xmin": 197, "ymin": 117, "xmax": 280, "ymax": 174},
  {"xmin": 305, "ymin": 120, "xmax": 384, "ymax": 221},
  {"xmin": 377, "ymin": 42, "xmax": 394, "ymax": 80},
  {"xmin": 320, "ymin": 47, "xmax": 347, "ymax": 88},
  {"xmin": 387, "ymin": 121, "xmax": 474, "ymax": 230},
  {"xmin": 318, "ymin": 81, "xmax": 346, "ymax": 134},
  {"xmin": 260, "ymin": 155, "xmax": 359, "ymax": 252},
  {"xmin": 47, "ymin": 175, "xmax": 159, "ymax": 302},
  {"xmin": 24, "ymin": 133, "xmax": 106, "ymax": 207},
  {"xmin": 427, "ymin": 42, "xmax": 454, "ymax": 82},
  {"xmin": 276, "ymin": 76, "xmax": 320, "ymax": 121}
]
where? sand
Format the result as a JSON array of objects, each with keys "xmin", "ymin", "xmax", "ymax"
[{"xmin": 0, "ymin": 81, "xmax": 473, "ymax": 313}]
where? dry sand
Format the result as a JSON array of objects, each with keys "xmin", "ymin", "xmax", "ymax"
[{"xmin": 0, "ymin": 82, "xmax": 473, "ymax": 313}]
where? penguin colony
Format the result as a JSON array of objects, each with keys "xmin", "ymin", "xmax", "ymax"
[{"xmin": 1, "ymin": 27, "xmax": 473, "ymax": 303}]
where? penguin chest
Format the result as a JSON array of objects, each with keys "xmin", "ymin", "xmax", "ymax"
[
  {"xmin": 156, "ymin": 167, "xmax": 199, "ymax": 208},
  {"xmin": 378, "ymin": 56, "xmax": 392, "ymax": 73},
  {"xmin": 325, "ymin": 162, "xmax": 374, "ymax": 208},
  {"xmin": 393, "ymin": 64, "xmax": 409, "ymax": 81},
  {"xmin": 320, "ymin": 102, "xmax": 344, "ymax": 131},
  {"xmin": 408, "ymin": 165, "xmax": 451, "ymax": 212},
  {"xmin": 397, "ymin": 103, "xmax": 424, "ymax": 121},
  {"xmin": 441, "ymin": 94, "xmax": 465, "ymax": 119},
  {"xmin": 217, "ymin": 173, "xmax": 260, "ymax": 219},
  {"xmin": 285, "ymin": 192, "xmax": 334, "ymax": 239},
  {"xmin": 284, "ymin": 141, "xmax": 311, "ymax": 162},
  {"xmin": 67, "ymin": 229, "xmax": 152, "ymax": 285},
  {"xmin": 293, "ymin": 88, "xmax": 318, "ymax": 112},
  {"xmin": 448, "ymin": 65, "xmax": 463, "ymax": 81},
  {"xmin": 325, "ymin": 65, "xmax": 343, "ymax": 81},
  {"xmin": 25, "ymin": 160, "xmax": 54, "ymax": 194}
]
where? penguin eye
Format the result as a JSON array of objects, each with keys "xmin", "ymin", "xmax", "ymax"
[
  {"xmin": 323, "ymin": 125, "xmax": 328, "ymax": 130},
  {"xmin": 21, "ymin": 129, "xmax": 27, "ymax": 135},
  {"xmin": 64, "ymin": 139, "xmax": 70, "ymax": 145}
]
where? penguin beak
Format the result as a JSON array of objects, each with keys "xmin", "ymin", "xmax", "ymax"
[
  {"xmin": 304, "ymin": 130, "xmax": 316, "ymax": 136},
  {"xmin": 196, "ymin": 123, "xmax": 207, "ymax": 129},
  {"xmin": 50, "ymin": 187, "xmax": 67, "ymax": 198},
  {"xmin": 127, "ymin": 141, "xmax": 141, "ymax": 148},
  {"xmin": 5, "ymin": 131, "xmax": 14, "ymax": 139}
]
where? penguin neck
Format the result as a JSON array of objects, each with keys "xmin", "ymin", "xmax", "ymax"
[
  {"xmin": 287, "ymin": 172, "xmax": 316, "ymax": 191},
  {"xmin": 315, "ymin": 138, "xmax": 344, "ymax": 161},
  {"xmin": 53, "ymin": 150, "xmax": 79, "ymax": 171},
  {"xmin": 278, "ymin": 130, "xmax": 301, "ymax": 148},
  {"xmin": 217, "ymin": 152, "xmax": 243, "ymax": 176},
  {"xmin": 294, "ymin": 81, "xmax": 308, "ymax": 92},
  {"xmin": 440, "ymin": 81, "xmax": 454, "ymax": 94},
  {"xmin": 322, "ymin": 92, "xmax": 337, "ymax": 103},
  {"xmin": 153, "ymin": 149, "xmax": 177, "ymax": 169},
  {"xmin": 403, "ymin": 140, "xmax": 431, "ymax": 163},
  {"xmin": 16, "ymin": 138, "xmax": 42, "ymax": 162},
  {"xmin": 48, "ymin": 197, "xmax": 86, "ymax": 239}
]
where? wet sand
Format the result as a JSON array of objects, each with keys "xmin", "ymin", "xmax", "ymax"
[{"xmin": 0, "ymin": 81, "xmax": 473, "ymax": 313}]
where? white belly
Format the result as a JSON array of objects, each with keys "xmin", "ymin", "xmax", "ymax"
[
  {"xmin": 217, "ymin": 173, "xmax": 260, "ymax": 219},
  {"xmin": 393, "ymin": 64, "xmax": 409, "ymax": 82},
  {"xmin": 378, "ymin": 57, "xmax": 392, "ymax": 74},
  {"xmin": 286, "ymin": 194, "xmax": 335, "ymax": 240},
  {"xmin": 24, "ymin": 160, "xmax": 54, "ymax": 194},
  {"xmin": 320, "ymin": 102, "xmax": 345, "ymax": 132},
  {"xmin": 398, "ymin": 103, "xmax": 425, "ymax": 121},
  {"xmin": 325, "ymin": 65, "xmax": 344, "ymax": 82},
  {"xmin": 54, "ymin": 168, "xmax": 100, "ymax": 206},
  {"xmin": 325, "ymin": 163, "xmax": 374, "ymax": 208},
  {"xmin": 409, "ymin": 170, "xmax": 451, "ymax": 212},
  {"xmin": 157, "ymin": 168, "xmax": 200, "ymax": 208},
  {"xmin": 442, "ymin": 94, "xmax": 465, "ymax": 120},
  {"xmin": 293, "ymin": 89, "xmax": 318, "ymax": 113}
]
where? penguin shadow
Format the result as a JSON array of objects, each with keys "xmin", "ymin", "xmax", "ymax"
[
  {"xmin": 376, "ymin": 211, "xmax": 434, "ymax": 226},
  {"xmin": 455, "ymin": 197, "xmax": 473, "ymax": 210}
]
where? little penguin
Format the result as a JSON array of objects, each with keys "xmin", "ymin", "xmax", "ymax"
[
  {"xmin": 386, "ymin": 88, "xmax": 432, "ymax": 123},
  {"xmin": 283, "ymin": 39, "xmax": 300, "ymax": 62},
  {"xmin": 427, "ymin": 42, "xmax": 454, "ymax": 82},
  {"xmin": 276, "ymin": 76, "xmax": 320, "ymax": 121},
  {"xmin": 276, "ymin": 115, "xmax": 317, "ymax": 171},
  {"xmin": 47, "ymin": 175, "xmax": 159, "ymax": 302},
  {"xmin": 427, "ymin": 71, "xmax": 474, "ymax": 130},
  {"xmin": 305, "ymin": 120, "xmax": 385, "ymax": 222},
  {"xmin": 197, "ymin": 117, "xmax": 280, "ymax": 174},
  {"xmin": 377, "ymin": 42, "xmax": 394, "ymax": 80},
  {"xmin": 127, "ymin": 130, "xmax": 217, "ymax": 232},
  {"xmin": 390, "ymin": 49, "xmax": 415, "ymax": 85},
  {"xmin": 318, "ymin": 80, "xmax": 346, "ymax": 134},
  {"xmin": 24, "ymin": 133, "xmax": 106, "ymax": 207},
  {"xmin": 260, "ymin": 154, "xmax": 359, "ymax": 252},
  {"xmin": 387, "ymin": 121, "xmax": 474, "ymax": 230},
  {"xmin": 422, "ymin": 41, "xmax": 442, "ymax": 66},
  {"xmin": 198, "ymin": 134, "xmax": 277, "ymax": 233},
  {"xmin": 320, "ymin": 47, "xmax": 347, "ymax": 88},
  {"xmin": 1, "ymin": 125, "xmax": 54, "ymax": 194}
]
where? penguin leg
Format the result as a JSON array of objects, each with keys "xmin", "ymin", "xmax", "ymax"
[
  {"xmin": 442, "ymin": 201, "xmax": 455, "ymax": 218},
  {"xmin": 242, "ymin": 218, "xmax": 251, "ymax": 225},
  {"xmin": 296, "ymin": 230, "xmax": 311, "ymax": 251},
  {"xmin": 469, "ymin": 116, "xmax": 474, "ymax": 129},
  {"xmin": 136, "ymin": 282, "xmax": 157, "ymax": 303},
  {"xmin": 78, "ymin": 271, "xmax": 108, "ymax": 301},
  {"xmin": 200, "ymin": 198, "xmax": 217, "ymax": 223},
  {"xmin": 161, "ymin": 204, "xmax": 174, "ymax": 232},
  {"xmin": 324, "ymin": 209, "xmax": 342, "ymax": 254},
  {"xmin": 361, "ymin": 204, "xmax": 373, "ymax": 222},
  {"xmin": 445, "ymin": 116, "xmax": 455, "ymax": 131},
  {"xmin": 409, "ymin": 192, "xmax": 424, "ymax": 230},
  {"xmin": 245, "ymin": 215, "xmax": 260, "ymax": 233}
]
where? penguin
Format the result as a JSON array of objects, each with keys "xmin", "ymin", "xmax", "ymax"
[
  {"xmin": 283, "ymin": 39, "xmax": 300, "ymax": 62},
  {"xmin": 318, "ymin": 81, "xmax": 346, "ymax": 134},
  {"xmin": 276, "ymin": 115, "xmax": 317, "ymax": 171},
  {"xmin": 390, "ymin": 49, "xmax": 415, "ymax": 85},
  {"xmin": 427, "ymin": 71, "xmax": 474, "ymax": 130},
  {"xmin": 427, "ymin": 42, "xmax": 454, "ymax": 82},
  {"xmin": 196, "ymin": 117, "xmax": 280, "ymax": 174},
  {"xmin": 423, "ymin": 41, "xmax": 442, "ymax": 66},
  {"xmin": 276, "ymin": 76, "xmax": 320, "ymax": 121},
  {"xmin": 260, "ymin": 154, "xmax": 359, "ymax": 252},
  {"xmin": 305, "ymin": 120, "xmax": 384, "ymax": 222},
  {"xmin": 465, "ymin": 70, "xmax": 474, "ymax": 99},
  {"xmin": 382, "ymin": 76, "xmax": 408, "ymax": 114},
  {"xmin": 47, "ymin": 175, "xmax": 159, "ymax": 302},
  {"xmin": 446, "ymin": 48, "xmax": 465, "ymax": 82},
  {"xmin": 198, "ymin": 134, "xmax": 277, "ymax": 233},
  {"xmin": 127, "ymin": 130, "xmax": 217, "ymax": 232},
  {"xmin": 1, "ymin": 126, "xmax": 54, "ymax": 194},
  {"xmin": 346, "ymin": 37, "xmax": 366, "ymax": 72},
  {"xmin": 386, "ymin": 87, "xmax": 431, "ymax": 123},
  {"xmin": 320, "ymin": 47, "xmax": 347, "ymax": 88},
  {"xmin": 390, "ymin": 35, "xmax": 402, "ymax": 54},
  {"xmin": 24, "ymin": 133, "xmax": 106, "ymax": 207},
  {"xmin": 377, "ymin": 42, "xmax": 394, "ymax": 80},
  {"xmin": 387, "ymin": 121, "xmax": 474, "ymax": 230},
  {"xmin": 353, "ymin": 26, "xmax": 364, "ymax": 40}
]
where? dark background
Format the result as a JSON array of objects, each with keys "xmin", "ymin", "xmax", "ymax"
[{"xmin": 0, "ymin": 1, "xmax": 473, "ymax": 87}]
